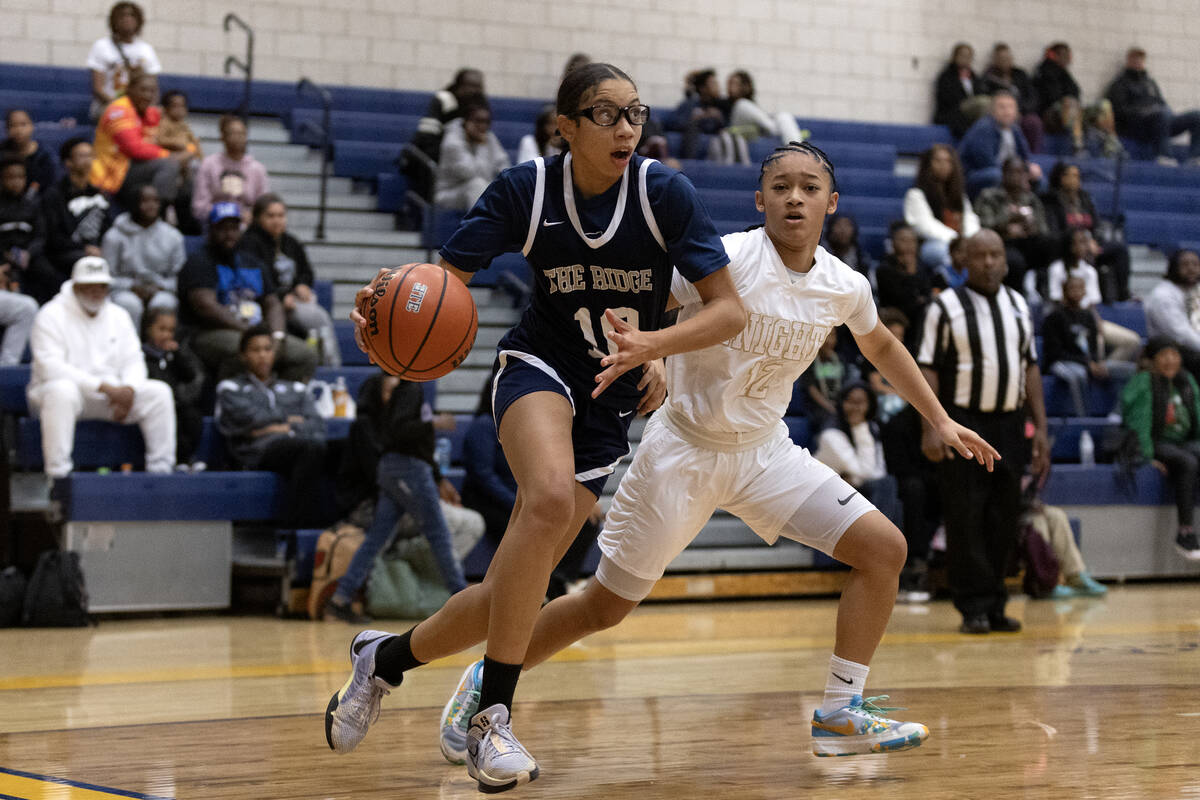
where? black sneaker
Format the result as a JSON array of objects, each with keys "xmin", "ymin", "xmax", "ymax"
[
  {"xmin": 325, "ymin": 597, "xmax": 373, "ymax": 625},
  {"xmin": 988, "ymin": 614, "xmax": 1022, "ymax": 633},
  {"xmin": 1175, "ymin": 531, "xmax": 1200, "ymax": 561}
]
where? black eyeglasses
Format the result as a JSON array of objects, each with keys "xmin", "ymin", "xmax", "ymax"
[{"xmin": 570, "ymin": 103, "xmax": 651, "ymax": 127}]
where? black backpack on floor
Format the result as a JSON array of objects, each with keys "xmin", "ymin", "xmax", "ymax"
[
  {"xmin": 22, "ymin": 551, "xmax": 90, "ymax": 627},
  {"xmin": 0, "ymin": 566, "xmax": 27, "ymax": 627}
]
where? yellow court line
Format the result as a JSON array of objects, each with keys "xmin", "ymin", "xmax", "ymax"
[
  {"xmin": 0, "ymin": 769, "xmax": 165, "ymax": 799},
  {"xmin": 1, "ymin": 620, "xmax": 1196, "ymax": 692}
]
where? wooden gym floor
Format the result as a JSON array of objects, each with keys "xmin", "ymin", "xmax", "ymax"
[{"xmin": 1, "ymin": 583, "xmax": 1198, "ymax": 799}]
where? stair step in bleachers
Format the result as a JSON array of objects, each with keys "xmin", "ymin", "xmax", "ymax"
[
  {"xmin": 1124, "ymin": 211, "xmax": 1200, "ymax": 251},
  {"xmin": 285, "ymin": 207, "xmax": 397, "ymax": 233},
  {"xmin": 292, "ymin": 109, "xmax": 533, "ymax": 151},
  {"xmin": 795, "ymin": 118, "xmax": 953, "ymax": 154}
]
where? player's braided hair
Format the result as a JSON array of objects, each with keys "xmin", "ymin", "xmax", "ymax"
[{"xmin": 758, "ymin": 141, "xmax": 838, "ymax": 193}]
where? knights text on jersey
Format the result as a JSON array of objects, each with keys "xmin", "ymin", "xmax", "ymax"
[
  {"xmin": 667, "ymin": 230, "xmax": 878, "ymax": 433},
  {"xmin": 440, "ymin": 152, "xmax": 728, "ymax": 409}
]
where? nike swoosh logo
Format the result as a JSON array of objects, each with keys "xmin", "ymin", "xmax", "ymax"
[
  {"xmin": 812, "ymin": 719, "xmax": 859, "ymax": 736},
  {"xmin": 837, "ymin": 492, "xmax": 858, "ymax": 506},
  {"xmin": 832, "ymin": 672, "xmax": 853, "ymax": 684},
  {"xmin": 351, "ymin": 634, "xmax": 389, "ymax": 656},
  {"xmin": 542, "ymin": 219, "xmax": 565, "ymax": 227},
  {"xmin": 619, "ymin": 410, "xmax": 634, "ymax": 418}
]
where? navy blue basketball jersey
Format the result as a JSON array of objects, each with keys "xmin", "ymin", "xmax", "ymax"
[{"xmin": 441, "ymin": 152, "xmax": 728, "ymax": 409}]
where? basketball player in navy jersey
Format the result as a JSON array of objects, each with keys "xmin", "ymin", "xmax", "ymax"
[
  {"xmin": 432, "ymin": 143, "xmax": 1002, "ymax": 765},
  {"xmin": 329, "ymin": 63, "xmax": 744, "ymax": 792}
]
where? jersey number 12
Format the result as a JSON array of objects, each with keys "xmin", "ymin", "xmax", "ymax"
[{"xmin": 574, "ymin": 307, "xmax": 639, "ymax": 360}]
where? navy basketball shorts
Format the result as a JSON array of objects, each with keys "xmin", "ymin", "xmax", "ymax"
[{"xmin": 491, "ymin": 349, "xmax": 635, "ymax": 498}]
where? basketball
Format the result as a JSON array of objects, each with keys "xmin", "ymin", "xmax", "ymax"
[{"xmin": 358, "ymin": 263, "xmax": 478, "ymax": 381}]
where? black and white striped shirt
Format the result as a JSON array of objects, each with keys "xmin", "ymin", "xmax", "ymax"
[{"xmin": 916, "ymin": 285, "xmax": 1036, "ymax": 414}]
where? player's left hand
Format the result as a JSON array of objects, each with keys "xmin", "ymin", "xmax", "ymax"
[
  {"xmin": 348, "ymin": 268, "xmax": 392, "ymax": 358},
  {"xmin": 935, "ymin": 418, "xmax": 1001, "ymax": 472},
  {"xmin": 593, "ymin": 309, "xmax": 658, "ymax": 399},
  {"xmin": 636, "ymin": 358, "xmax": 666, "ymax": 415}
]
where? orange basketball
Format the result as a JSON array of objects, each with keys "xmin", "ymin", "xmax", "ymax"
[{"xmin": 358, "ymin": 263, "xmax": 478, "ymax": 381}]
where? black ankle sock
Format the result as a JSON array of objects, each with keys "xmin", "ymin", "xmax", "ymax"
[
  {"xmin": 373, "ymin": 628, "xmax": 424, "ymax": 685},
  {"xmin": 476, "ymin": 656, "xmax": 523, "ymax": 716}
]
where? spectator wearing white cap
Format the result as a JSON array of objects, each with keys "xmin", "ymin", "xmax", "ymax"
[{"xmin": 26, "ymin": 255, "xmax": 176, "ymax": 478}]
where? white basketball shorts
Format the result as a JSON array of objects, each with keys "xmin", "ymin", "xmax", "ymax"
[{"xmin": 596, "ymin": 413, "xmax": 877, "ymax": 602}]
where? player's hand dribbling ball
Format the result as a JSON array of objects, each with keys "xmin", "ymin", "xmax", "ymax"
[{"xmin": 357, "ymin": 263, "xmax": 478, "ymax": 381}]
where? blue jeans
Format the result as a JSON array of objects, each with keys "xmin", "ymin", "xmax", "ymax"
[
  {"xmin": 335, "ymin": 453, "xmax": 468, "ymax": 601},
  {"xmin": 1050, "ymin": 359, "xmax": 1138, "ymax": 417}
]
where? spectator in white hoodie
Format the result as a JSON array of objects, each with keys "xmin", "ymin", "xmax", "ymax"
[
  {"xmin": 26, "ymin": 255, "xmax": 176, "ymax": 478},
  {"xmin": 101, "ymin": 183, "xmax": 185, "ymax": 330}
]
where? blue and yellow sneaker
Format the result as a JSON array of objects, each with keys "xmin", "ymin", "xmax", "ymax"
[
  {"xmin": 440, "ymin": 659, "xmax": 484, "ymax": 764},
  {"xmin": 811, "ymin": 695, "xmax": 929, "ymax": 757},
  {"xmin": 1067, "ymin": 572, "xmax": 1108, "ymax": 596}
]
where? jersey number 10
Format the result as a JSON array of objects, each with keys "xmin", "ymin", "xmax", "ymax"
[{"xmin": 574, "ymin": 307, "xmax": 640, "ymax": 360}]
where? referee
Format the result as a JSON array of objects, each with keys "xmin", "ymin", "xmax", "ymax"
[{"xmin": 917, "ymin": 230, "xmax": 1050, "ymax": 634}]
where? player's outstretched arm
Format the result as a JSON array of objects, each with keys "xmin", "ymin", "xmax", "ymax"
[
  {"xmin": 854, "ymin": 320, "xmax": 1000, "ymax": 471},
  {"xmin": 593, "ymin": 266, "xmax": 745, "ymax": 398}
]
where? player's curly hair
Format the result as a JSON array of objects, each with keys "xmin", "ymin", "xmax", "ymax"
[
  {"xmin": 759, "ymin": 141, "xmax": 838, "ymax": 193},
  {"xmin": 108, "ymin": 2, "xmax": 144, "ymax": 35}
]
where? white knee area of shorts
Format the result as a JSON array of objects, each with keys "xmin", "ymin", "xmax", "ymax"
[
  {"xmin": 776, "ymin": 475, "xmax": 875, "ymax": 556},
  {"xmin": 595, "ymin": 555, "xmax": 657, "ymax": 603}
]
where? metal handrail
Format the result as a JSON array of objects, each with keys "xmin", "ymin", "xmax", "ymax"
[
  {"xmin": 297, "ymin": 77, "xmax": 333, "ymax": 241},
  {"xmin": 223, "ymin": 13, "xmax": 254, "ymax": 118},
  {"xmin": 400, "ymin": 143, "xmax": 440, "ymax": 262}
]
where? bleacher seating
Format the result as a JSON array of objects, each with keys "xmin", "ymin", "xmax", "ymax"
[{"xmin": 5, "ymin": 58, "xmax": 1200, "ymax": 606}]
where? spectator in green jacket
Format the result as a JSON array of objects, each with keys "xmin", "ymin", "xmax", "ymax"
[{"xmin": 1120, "ymin": 336, "xmax": 1200, "ymax": 560}]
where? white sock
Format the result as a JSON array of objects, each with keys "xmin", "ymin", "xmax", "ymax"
[{"xmin": 820, "ymin": 655, "xmax": 869, "ymax": 715}]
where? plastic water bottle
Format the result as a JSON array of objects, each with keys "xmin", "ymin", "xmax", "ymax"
[
  {"xmin": 435, "ymin": 437, "xmax": 453, "ymax": 473},
  {"xmin": 1079, "ymin": 430, "xmax": 1095, "ymax": 467},
  {"xmin": 332, "ymin": 376, "xmax": 350, "ymax": 418},
  {"xmin": 306, "ymin": 328, "xmax": 320, "ymax": 353}
]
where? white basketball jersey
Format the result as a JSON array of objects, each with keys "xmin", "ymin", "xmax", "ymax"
[{"xmin": 667, "ymin": 229, "xmax": 878, "ymax": 434}]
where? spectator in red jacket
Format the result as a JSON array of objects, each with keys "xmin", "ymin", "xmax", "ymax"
[{"xmin": 90, "ymin": 72, "xmax": 188, "ymax": 211}]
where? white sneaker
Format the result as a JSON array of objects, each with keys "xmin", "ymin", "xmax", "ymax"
[
  {"xmin": 466, "ymin": 704, "xmax": 539, "ymax": 793},
  {"xmin": 439, "ymin": 659, "xmax": 484, "ymax": 764},
  {"xmin": 324, "ymin": 629, "xmax": 397, "ymax": 753}
]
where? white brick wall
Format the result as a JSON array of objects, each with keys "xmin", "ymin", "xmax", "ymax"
[{"xmin": 1, "ymin": 0, "xmax": 1196, "ymax": 125}]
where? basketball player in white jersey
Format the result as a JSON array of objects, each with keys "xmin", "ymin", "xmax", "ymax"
[{"xmin": 437, "ymin": 142, "xmax": 1001, "ymax": 762}]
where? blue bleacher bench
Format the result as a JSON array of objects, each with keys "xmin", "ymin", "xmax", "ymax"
[
  {"xmin": 16, "ymin": 416, "xmax": 354, "ymax": 472},
  {"xmin": 795, "ymin": 118, "xmax": 952, "ymax": 154},
  {"xmin": 0, "ymin": 364, "xmax": 30, "ymax": 415},
  {"xmin": 1047, "ymin": 417, "xmax": 1120, "ymax": 463},
  {"xmin": 1094, "ymin": 302, "xmax": 1147, "ymax": 338},
  {"xmin": 1042, "ymin": 374, "xmax": 1123, "ymax": 418}
]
